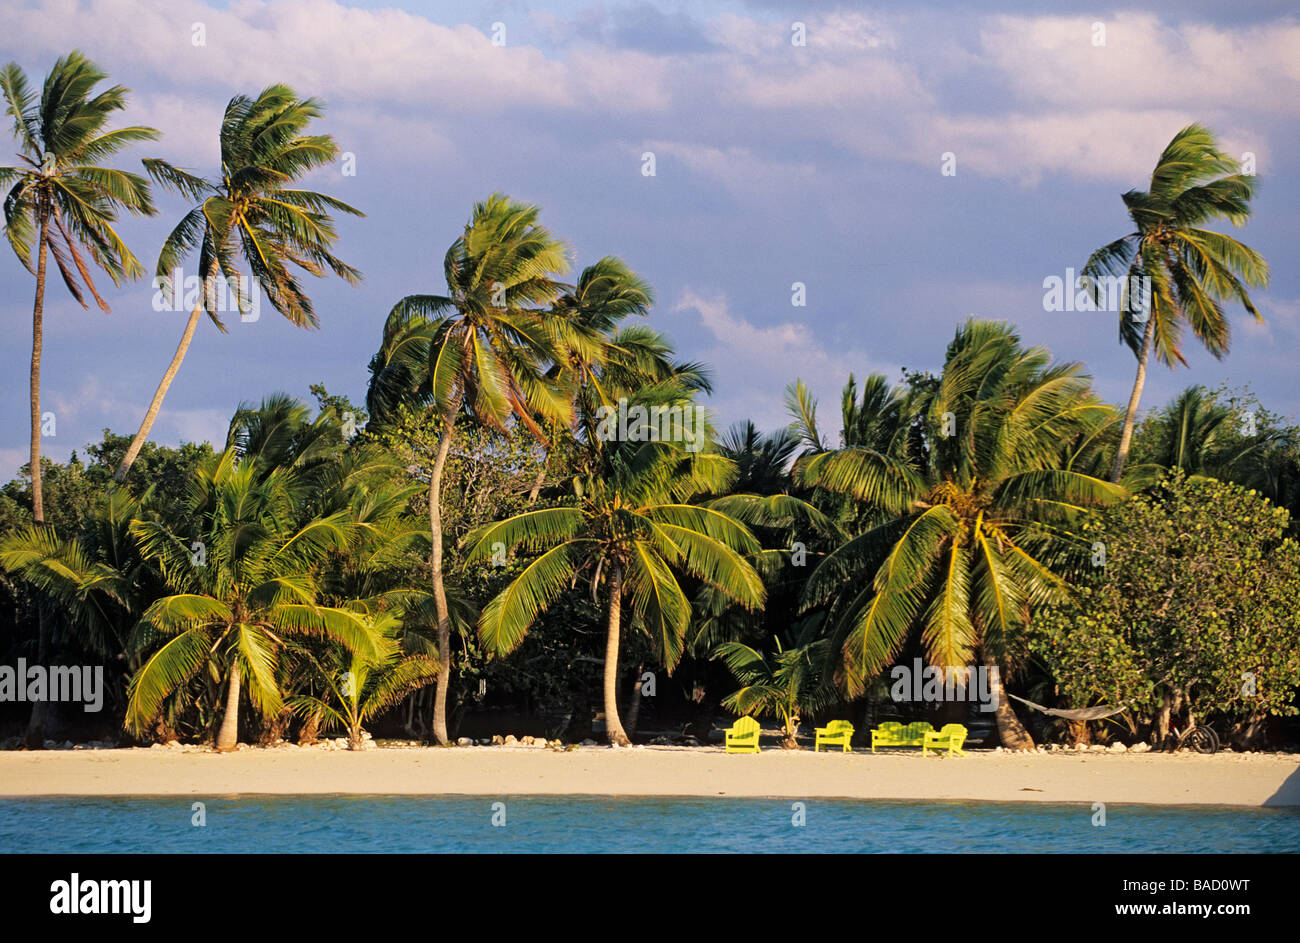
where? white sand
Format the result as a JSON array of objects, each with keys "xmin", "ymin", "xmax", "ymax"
[{"xmin": 2, "ymin": 745, "xmax": 1297, "ymax": 806}]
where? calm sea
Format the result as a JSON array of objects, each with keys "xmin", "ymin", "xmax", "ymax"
[{"xmin": 1, "ymin": 795, "xmax": 1296, "ymax": 853}]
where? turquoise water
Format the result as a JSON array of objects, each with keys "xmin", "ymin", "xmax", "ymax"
[{"xmin": 1, "ymin": 796, "xmax": 1296, "ymax": 853}]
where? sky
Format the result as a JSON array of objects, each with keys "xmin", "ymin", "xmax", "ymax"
[{"xmin": 0, "ymin": 0, "xmax": 1297, "ymax": 477}]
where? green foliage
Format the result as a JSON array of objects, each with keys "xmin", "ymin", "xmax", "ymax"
[
  {"xmin": 716, "ymin": 618, "xmax": 833, "ymax": 746},
  {"xmin": 797, "ymin": 319, "xmax": 1123, "ymax": 694},
  {"xmin": 1030, "ymin": 472, "xmax": 1300, "ymax": 727},
  {"xmin": 146, "ymin": 83, "xmax": 363, "ymax": 331},
  {"xmin": 1, "ymin": 50, "xmax": 159, "ymax": 297}
]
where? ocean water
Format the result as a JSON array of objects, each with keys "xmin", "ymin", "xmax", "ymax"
[{"xmin": 2, "ymin": 796, "xmax": 1297, "ymax": 853}]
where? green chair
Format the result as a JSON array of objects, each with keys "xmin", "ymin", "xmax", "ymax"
[
  {"xmin": 814, "ymin": 719, "xmax": 855, "ymax": 752},
  {"xmin": 871, "ymin": 721, "xmax": 935, "ymax": 752},
  {"xmin": 724, "ymin": 716, "xmax": 761, "ymax": 753},
  {"xmin": 923, "ymin": 723, "xmax": 968, "ymax": 756}
]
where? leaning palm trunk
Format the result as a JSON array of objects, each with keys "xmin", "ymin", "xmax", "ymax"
[
  {"xmin": 984, "ymin": 655, "xmax": 1034, "ymax": 750},
  {"xmin": 215, "ymin": 663, "xmax": 241, "ymax": 751},
  {"xmin": 428, "ymin": 396, "xmax": 461, "ymax": 745},
  {"xmin": 115, "ymin": 300, "xmax": 203, "ymax": 481},
  {"xmin": 602, "ymin": 564, "xmax": 631, "ymax": 746},
  {"xmin": 1110, "ymin": 307, "xmax": 1157, "ymax": 482}
]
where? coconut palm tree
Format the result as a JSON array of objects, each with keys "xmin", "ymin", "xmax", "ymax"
[
  {"xmin": 797, "ymin": 319, "xmax": 1125, "ymax": 749},
  {"xmin": 716, "ymin": 619, "xmax": 833, "ymax": 749},
  {"xmin": 545, "ymin": 257, "xmax": 710, "ymax": 436},
  {"xmin": 288, "ymin": 622, "xmax": 440, "ymax": 749},
  {"xmin": 125, "ymin": 449, "xmax": 384, "ymax": 750},
  {"xmin": 717, "ymin": 421, "xmax": 798, "ymax": 495},
  {"xmin": 0, "ymin": 51, "xmax": 162, "ymax": 524},
  {"xmin": 365, "ymin": 193, "xmax": 572, "ymax": 744},
  {"xmin": 1081, "ymin": 124, "xmax": 1270, "ymax": 481},
  {"xmin": 114, "ymin": 85, "xmax": 363, "ymax": 482},
  {"xmin": 467, "ymin": 415, "xmax": 765, "ymax": 745}
]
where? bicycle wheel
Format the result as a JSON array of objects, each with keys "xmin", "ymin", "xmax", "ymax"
[{"xmin": 1186, "ymin": 725, "xmax": 1219, "ymax": 754}]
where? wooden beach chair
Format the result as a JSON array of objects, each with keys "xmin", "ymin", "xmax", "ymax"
[
  {"xmin": 814, "ymin": 719, "xmax": 855, "ymax": 752},
  {"xmin": 871, "ymin": 720, "xmax": 934, "ymax": 752},
  {"xmin": 922, "ymin": 723, "xmax": 969, "ymax": 756},
  {"xmin": 724, "ymin": 716, "xmax": 761, "ymax": 753}
]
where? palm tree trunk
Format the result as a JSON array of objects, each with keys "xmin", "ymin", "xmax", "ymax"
[
  {"xmin": 429, "ymin": 395, "xmax": 462, "ymax": 745},
  {"xmin": 602, "ymin": 563, "xmax": 631, "ymax": 746},
  {"xmin": 215, "ymin": 662, "xmax": 241, "ymax": 751},
  {"xmin": 984, "ymin": 655, "xmax": 1034, "ymax": 750},
  {"xmin": 23, "ymin": 219, "xmax": 51, "ymax": 749},
  {"xmin": 115, "ymin": 300, "xmax": 203, "ymax": 482},
  {"xmin": 783, "ymin": 709, "xmax": 800, "ymax": 749},
  {"xmin": 625, "ymin": 661, "xmax": 644, "ymax": 738},
  {"xmin": 1109, "ymin": 313, "xmax": 1156, "ymax": 482},
  {"xmin": 29, "ymin": 213, "xmax": 49, "ymax": 524},
  {"xmin": 527, "ymin": 464, "xmax": 546, "ymax": 504},
  {"xmin": 24, "ymin": 608, "xmax": 49, "ymax": 748}
]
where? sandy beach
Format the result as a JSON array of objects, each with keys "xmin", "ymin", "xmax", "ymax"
[{"xmin": 2, "ymin": 745, "xmax": 1297, "ymax": 807}]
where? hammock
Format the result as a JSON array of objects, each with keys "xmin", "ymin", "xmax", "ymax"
[{"xmin": 1007, "ymin": 693, "xmax": 1127, "ymax": 721}]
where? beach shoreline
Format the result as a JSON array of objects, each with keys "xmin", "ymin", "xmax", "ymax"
[{"xmin": 2, "ymin": 745, "xmax": 1297, "ymax": 807}]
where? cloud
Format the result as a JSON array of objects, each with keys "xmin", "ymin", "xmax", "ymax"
[
  {"xmin": 980, "ymin": 14, "xmax": 1300, "ymax": 115},
  {"xmin": 4, "ymin": 2, "xmax": 1295, "ymax": 187},
  {"xmin": 675, "ymin": 289, "xmax": 900, "ymax": 434},
  {"xmin": 641, "ymin": 140, "xmax": 816, "ymax": 196}
]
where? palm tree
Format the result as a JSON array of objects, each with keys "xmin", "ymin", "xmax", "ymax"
[
  {"xmin": 125, "ymin": 449, "xmax": 384, "ymax": 750},
  {"xmin": 467, "ymin": 423, "xmax": 765, "ymax": 745},
  {"xmin": 0, "ymin": 51, "xmax": 161, "ymax": 524},
  {"xmin": 289, "ymin": 623, "xmax": 439, "ymax": 749},
  {"xmin": 717, "ymin": 421, "xmax": 798, "ymax": 494},
  {"xmin": 797, "ymin": 319, "xmax": 1125, "ymax": 749},
  {"xmin": 716, "ymin": 620, "xmax": 833, "ymax": 749},
  {"xmin": 545, "ymin": 257, "xmax": 710, "ymax": 436},
  {"xmin": 1081, "ymin": 124, "xmax": 1270, "ymax": 481},
  {"xmin": 365, "ymin": 194, "xmax": 571, "ymax": 744},
  {"xmin": 114, "ymin": 85, "xmax": 363, "ymax": 482}
]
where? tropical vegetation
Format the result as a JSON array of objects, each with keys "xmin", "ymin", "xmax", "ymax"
[{"xmin": 1, "ymin": 53, "xmax": 1297, "ymax": 753}]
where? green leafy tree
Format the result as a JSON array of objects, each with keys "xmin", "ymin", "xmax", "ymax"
[
  {"xmin": 1030, "ymin": 472, "xmax": 1300, "ymax": 748},
  {"xmin": 716, "ymin": 620, "xmax": 832, "ymax": 748},
  {"xmin": 467, "ymin": 425, "xmax": 765, "ymax": 746},
  {"xmin": 289, "ymin": 622, "xmax": 439, "ymax": 749}
]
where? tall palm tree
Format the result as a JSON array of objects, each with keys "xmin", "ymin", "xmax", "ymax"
[
  {"xmin": 467, "ymin": 423, "xmax": 765, "ymax": 745},
  {"xmin": 1081, "ymin": 124, "xmax": 1270, "ymax": 481},
  {"xmin": 125, "ymin": 449, "xmax": 384, "ymax": 750},
  {"xmin": 797, "ymin": 319, "xmax": 1124, "ymax": 749},
  {"xmin": 1, "ymin": 51, "xmax": 161, "ymax": 523},
  {"xmin": 114, "ymin": 85, "xmax": 363, "ymax": 482},
  {"xmin": 365, "ymin": 193, "xmax": 571, "ymax": 744}
]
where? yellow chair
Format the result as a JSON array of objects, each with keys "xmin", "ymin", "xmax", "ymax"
[
  {"xmin": 814, "ymin": 719, "xmax": 855, "ymax": 752},
  {"xmin": 871, "ymin": 721, "xmax": 934, "ymax": 752},
  {"xmin": 922, "ymin": 723, "xmax": 968, "ymax": 756},
  {"xmin": 724, "ymin": 716, "xmax": 761, "ymax": 753}
]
